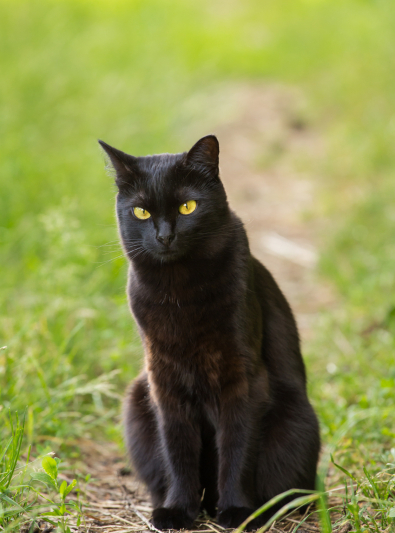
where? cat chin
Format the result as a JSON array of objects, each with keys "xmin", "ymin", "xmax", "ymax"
[{"xmin": 149, "ymin": 250, "xmax": 184, "ymax": 263}]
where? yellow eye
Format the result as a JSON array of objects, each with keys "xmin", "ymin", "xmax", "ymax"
[
  {"xmin": 179, "ymin": 200, "xmax": 197, "ymax": 215},
  {"xmin": 133, "ymin": 207, "xmax": 151, "ymax": 220}
]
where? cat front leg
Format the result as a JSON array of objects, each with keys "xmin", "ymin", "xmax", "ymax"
[
  {"xmin": 216, "ymin": 382, "xmax": 261, "ymax": 531},
  {"xmin": 151, "ymin": 396, "xmax": 202, "ymax": 530}
]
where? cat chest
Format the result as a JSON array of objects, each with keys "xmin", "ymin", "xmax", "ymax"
[
  {"xmin": 144, "ymin": 327, "xmax": 249, "ymax": 408},
  {"xmin": 147, "ymin": 345, "xmax": 224, "ymax": 403},
  {"xmin": 131, "ymin": 296, "xmax": 233, "ymax": 346},
  {"xmin": 130, "ymin": 286, "xmax": 245, "ymax": 399}
]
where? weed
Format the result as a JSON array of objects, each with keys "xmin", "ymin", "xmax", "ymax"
[
  {"xmin": 331, "ymin": 452, "xmax": 395, "ymax": 533},
  {"xmin": 30, "ymin": 456, "xmax": 82, "ymax": 533},
  {"xmin": 0, "ymin": 414, "xmax": 83, "ymax": 532}
]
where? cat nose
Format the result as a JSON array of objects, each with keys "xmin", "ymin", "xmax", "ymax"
[{"xmin": 156, "ymin": 233, "xmax": 175, "ymax": 247}]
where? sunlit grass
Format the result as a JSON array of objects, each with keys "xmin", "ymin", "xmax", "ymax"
[{"xmin": 1, "ymin": 0, "xmax": 395, "ymax": 530}]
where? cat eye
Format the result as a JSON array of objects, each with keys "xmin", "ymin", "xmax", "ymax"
[
  {"xmin": 133, "ymin": 207, "xmax": 151, "ymax": 220},
  {"xmin": 179, "ymin": 200, "xmax": 197, "ymax": 215}
]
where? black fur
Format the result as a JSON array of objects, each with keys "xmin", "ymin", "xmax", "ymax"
[{"xmin": 99, "ymin": 135, "xmax": 320, "ymax": 531}]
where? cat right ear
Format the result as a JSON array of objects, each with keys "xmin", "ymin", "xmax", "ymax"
[
  {"xmin": 98, "ymin": 140, "xmax": 138, "ymax": 187},
  {"xmin": 185, "ymin": 135, "xmax": 219, "ymax": 178}
]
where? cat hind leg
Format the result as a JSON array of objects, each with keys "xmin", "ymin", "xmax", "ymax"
[{"xmin": 255, "ymin": 396, "xmax": 320, "ymax": 524}]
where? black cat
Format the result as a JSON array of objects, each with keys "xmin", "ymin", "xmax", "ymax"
[{"xmin": 99, "ymin": 135, "xmax": 320, "ymax": 531}]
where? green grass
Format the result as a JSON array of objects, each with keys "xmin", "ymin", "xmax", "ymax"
[
  {"xmin": 1, "ymin": 0, "xmax": 395, "ymax": 530},
  {"xmin": 0, "ymin": 414, "xmax": 84, "ymax": 532}
]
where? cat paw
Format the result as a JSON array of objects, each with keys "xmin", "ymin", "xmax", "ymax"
[
  {"xmin": 217, "ymin": 507, "xmax": 264, "ymax": 531},
  {"xmin": 151, "ymin": 507, "xmax": 194, "ymax": 530}
]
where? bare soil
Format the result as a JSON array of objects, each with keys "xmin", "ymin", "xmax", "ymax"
[{"xmin": 67, "ymin": 84, "xmax": 339, "ymax": 532}]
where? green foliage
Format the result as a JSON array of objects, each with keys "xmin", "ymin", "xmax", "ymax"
[
  {"xmin": 0, "ymin": 414, "xmax": 82, "ymax": 532},
  {"xmin": 0, "ymin": 413, "xmax": 29, "ymax": 529},
  {"xmin": 0, "ymin": 201, "xmax": 140, "ymax": 446},
  {"xmin": 331, "ymin": 452, "xmax": 395, "ymax": 533},
  {"xmin": 1, "ymin": 0, "xmax": 395, "ymax": 530},
  {"xmin": 234, "ymin": 489, "xmax": 320, "ymax": 533},
  {"xmin": 34, "ymin": 455, "xmax": 82, "ymax": 533}
]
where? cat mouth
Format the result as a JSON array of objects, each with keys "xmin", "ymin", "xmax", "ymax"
[
  {"xmin": 155, "ymin": 248, "xmax": 181, "ymax": 261},
  {"xmin": 158, "ymin": 249, "xmax": 178, "ymax": 256}
]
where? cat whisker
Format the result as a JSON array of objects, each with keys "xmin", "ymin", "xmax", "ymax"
[
  {"xmin": 98, "ymin": 239, "xmax": 123, "ymax": 248},
  {"xmin": 102, "ymin": 244, "xmax": 142, "ymax": 256},
  {"xmin": 94, "ymin": 253, "xmax": 127, "ymax": 268}
]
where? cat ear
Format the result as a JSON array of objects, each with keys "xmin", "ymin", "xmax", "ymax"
[
  {"xmin": 98, "ymin": 140, "xmax": 138, "ymax": 187},
  {"xmin": 185, "ymin": 135, "xmax": 219, "ymax": 177}
]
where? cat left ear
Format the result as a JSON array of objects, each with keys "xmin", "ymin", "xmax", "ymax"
[
  {"xmin": 185, "ymin": 135, "xmax": 219, "ymax": 177},
  {"xmin": 98, "ymin": 140, "xmax": 138, "ymax": 187}
]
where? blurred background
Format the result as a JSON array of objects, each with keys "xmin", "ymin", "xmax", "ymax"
[{"xmin": 1, "ymin": 0, "xmax": 395, "ymax": 501}]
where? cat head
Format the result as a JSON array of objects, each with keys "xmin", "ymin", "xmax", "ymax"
[{"xmin": 99, "ymin": 135, "xmax": 230, "ymax": 264}]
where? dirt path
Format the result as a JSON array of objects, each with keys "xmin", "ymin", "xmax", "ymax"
[{"xmin": 71, "ymin": 84, "xmax": 337, "ymax": 533}]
